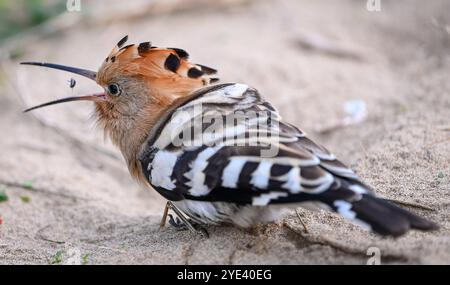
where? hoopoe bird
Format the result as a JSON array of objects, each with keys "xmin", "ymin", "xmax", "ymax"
[{"xmin": 22, "ymin": 36, "xmax": 437, "ymax": 237}]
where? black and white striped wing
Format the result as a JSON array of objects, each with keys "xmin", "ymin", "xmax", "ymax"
[{"xmin": 140, "ymin": 84, "xmax": 437, "ymax": 236}]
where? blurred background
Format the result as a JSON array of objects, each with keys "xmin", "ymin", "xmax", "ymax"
[{"xmin": 0, "ymin": 0, "xmax": 449, "ymax": 264}]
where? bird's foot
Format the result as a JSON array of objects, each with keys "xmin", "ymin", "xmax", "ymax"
[
  {"xmin": 168, "ymin": 214, "xmax": 209, "ymax": 238},
  {"xmin": 160, "ymin": 201, "xmax": 209, "ymax": 238},
  {"xmin": 168, "ymin": 214, "xmax": 185, "ymax": 229}
]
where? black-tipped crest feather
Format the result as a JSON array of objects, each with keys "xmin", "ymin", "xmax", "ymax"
[{"xmin": 117, "ymin": 35, "xmax": 129, "ymax": 48}]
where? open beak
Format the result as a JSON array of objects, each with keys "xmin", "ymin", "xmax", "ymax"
[
  {"xmin": 23, "ymin": 93, "xmax": 106, "ymax": 112},
  {"xmin": 20, "ymin": 62, "xmax": 104, "ymax": 112}
]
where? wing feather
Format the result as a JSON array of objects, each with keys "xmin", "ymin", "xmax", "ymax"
[{"xmin": 139, "ymin": 83, "xmax": 437, "ymax": 236}]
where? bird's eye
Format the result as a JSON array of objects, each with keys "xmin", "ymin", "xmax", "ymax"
[{"xmin": 108, "ymin": 83, "xmax": 121, "ymax": 96}]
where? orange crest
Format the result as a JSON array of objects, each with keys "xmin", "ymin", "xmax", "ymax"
[{"xmin": 97, "ymin": 35, "xmax": 219, "ymax": 98}]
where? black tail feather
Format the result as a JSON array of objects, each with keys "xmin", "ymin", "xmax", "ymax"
[{"xmin": 351, "ymin": 195, "xmax": 438, "ymax": 237}]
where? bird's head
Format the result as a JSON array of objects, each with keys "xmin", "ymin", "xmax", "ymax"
[
  {"xmin": 22, "ymin": 35, "xmax": 218, "ymax": 118},
  {"xmin": 21, "ymin": 36, "xmax": 218, "ymax": 173}
]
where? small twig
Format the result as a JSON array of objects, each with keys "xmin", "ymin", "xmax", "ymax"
[
  {"xmin": 36, "ymin": 225, "xmax": 66, "ymax": 244},
  {"xmin": 283, "ymin": 221, "xmax": 408, "ymax": 261},
  {"xmin": 383, "ymin": 198, "xmax": 435, "ymax": 211},
  {"xmin": 295, "ymin": 209, "xmax": 309, "ymax": 233},
  {"xmin": 283, "ymin": 221, "xmax": 365, "ymax": 255}
]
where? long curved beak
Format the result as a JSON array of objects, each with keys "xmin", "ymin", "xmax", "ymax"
[
  {"xmin": 21, "ymin": 62, "xmax": 97, "ymax": 81},
  {"xmin": 20, "ymin": 62, "xmax": 102, "ymax": 112}
]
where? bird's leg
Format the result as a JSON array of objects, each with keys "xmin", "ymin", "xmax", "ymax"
[
  {"xmin": 160, "ymin": 201, "xmax": 209, "ymax": 238},
  {"xmin": 159, "ymin": 201, "xmax": 171, "ymax": 228}
]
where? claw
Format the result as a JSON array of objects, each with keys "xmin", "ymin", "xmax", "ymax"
[{"xmin": 197, "ymin": 226, "xmax": 209, "ymax": 238}]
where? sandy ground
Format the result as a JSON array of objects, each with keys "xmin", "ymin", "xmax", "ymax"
[{"xmin": 0, "ymin": 0, "xmax": 449, "ymax": 264}]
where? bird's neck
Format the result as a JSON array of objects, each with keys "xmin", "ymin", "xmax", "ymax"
[
  {"xmin": 96, "ymin": 86, "xmax": 209, "ymax": 180},
  {"xmin": 96, "ymin": 100, "xmax": 173, "ymax": 181}
]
